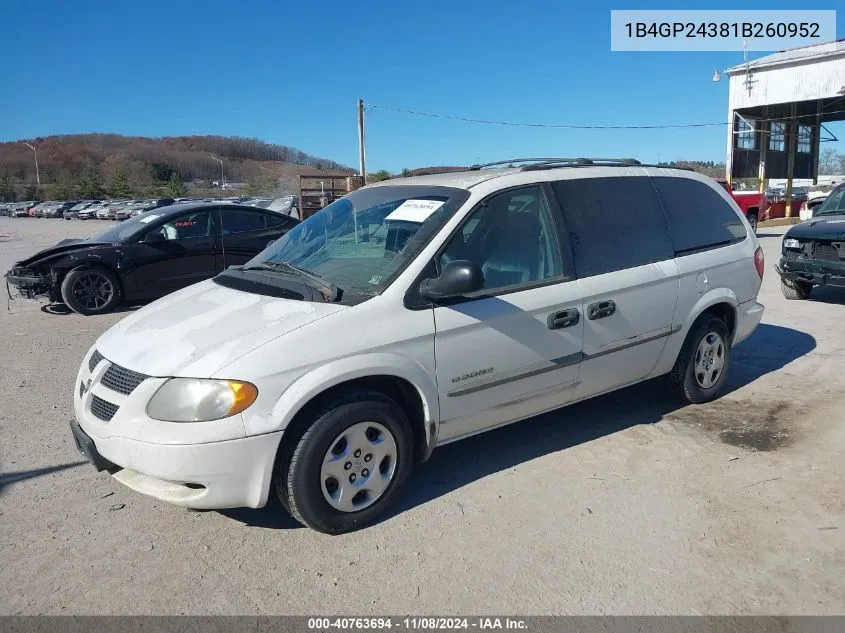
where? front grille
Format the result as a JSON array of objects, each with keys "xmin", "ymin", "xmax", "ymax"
[
  {"xmin": 89, "ymin": 350, "xmax": 104, "ymax": 372},
  {"xmin": 101, "ymin": 363, "xmax": 149, "ymax": 395},
  {"xmin": 90, "ymin": 395, "xmax": 119, "ymax": 422},
  {"xmin": 813, "ymin": 244, "xmax": 842, "ymax": 262}
]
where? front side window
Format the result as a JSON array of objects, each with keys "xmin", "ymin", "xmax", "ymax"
[
  {"xmin": 797, "ymin": 125, "xmax": 812, "ymax": 154},
  {"xmin": 439, "ymin": 186, "xmax": 563, "ymax": 292},
  {"xmin": 552, "ymin": 176, "xmax": 674, "ymax": 278},
  {"xmin": 770, "ymin": 122, "xmax": 786, "ymax": 151},
  {"xmin": 245, "ymin": 185, "xmax": 469, "ymax": 295},
  {"xmin": 151, "ymin": 211, "xmax": 212, "ymax": 241},
  {"xmin": 736, "ymin": 117, "xmax": 756, "ymax": 150}
]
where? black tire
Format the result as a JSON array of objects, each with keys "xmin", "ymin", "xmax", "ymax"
[
  {"xmin": 668, "ymin": 316, "xmax": 731, "ymax": 405},
  {"xmin": 276, "ymin": 391, "xmax": 413, "ymax": 534},
  {"xmin": 746, "ymin": 212, "xmax": 758, "ymax": 233},
  {"xmin": 780, "ymin": 278, "xmax": 812, "ymax": 300},
  {"xmin": 60, "ymin": 266, "xmax": 122, "ymax": 315}
]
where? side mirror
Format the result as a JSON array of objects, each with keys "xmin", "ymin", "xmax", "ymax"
[
  {"xmin": 145, "ymin": 231, "xmax": 166, "ymax": 244},
  {"xmin": 419, "ymin": 260, "xmax": 484, "ymax": 301}
]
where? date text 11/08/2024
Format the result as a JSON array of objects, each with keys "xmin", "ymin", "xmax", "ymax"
[{"xmin": 307, "ymin": 617, "xmax": 528, "ymax": 630}]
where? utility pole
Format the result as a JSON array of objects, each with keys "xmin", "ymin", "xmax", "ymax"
[
  {"xmin": 23, "ymin": 142, "xmax": 40, "ymax": 186},
  {"xmin": 357, "ymin": 99, "xmax": 367, "ymax": 185},
  {"xmin": 210, "ymin": 155, "xmax": 224, "ymax": 187}
]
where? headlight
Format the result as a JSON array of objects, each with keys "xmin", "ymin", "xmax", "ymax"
[
  {"xmin": 146, "ymin": 378, "xmax": 258, "ymax": 422},
  {"xmin": 783, "ymin": 238, "xmax": 802, "ymax": 249}
]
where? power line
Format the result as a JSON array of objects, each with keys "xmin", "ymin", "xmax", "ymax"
[{"xmin": 366, "ymin": 102, "xmax": 845, "ymax": 131}]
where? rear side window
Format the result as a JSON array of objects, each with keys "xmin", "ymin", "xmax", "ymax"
[
  {"xmin": 651, "ymin": 177, "xmax": 747, "ymax": 254},
  {"xmin": 264, "ymin": 212, "xmax": 295, "ymax": 229},
  {"xmin": 551, "ymin": 177, "xmax": 674, "ymax": 278},
  {"xmin": 221, "ymin": 209, "xmax": 270, "ymax": 234}
]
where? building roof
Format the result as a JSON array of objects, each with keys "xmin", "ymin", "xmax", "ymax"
[{"xmin": 727, "ymin": 39, "xmax": 845, "ymax": 74}]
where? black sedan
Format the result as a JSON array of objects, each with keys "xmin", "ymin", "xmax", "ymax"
[{"xmin": 5, "ymin": 202, "xmax": 299, "ymax": 315}]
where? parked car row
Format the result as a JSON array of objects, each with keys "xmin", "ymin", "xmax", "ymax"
[{"xmin": 1, "ymin": 196, "xmax": 300, "ymax": 220}]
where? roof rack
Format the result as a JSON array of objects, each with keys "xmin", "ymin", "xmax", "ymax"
[
  {"xmin": 468, "ymin": 158, "xmax": 579, "ymax": 170},
  {"xmin": 521, "ymin": 158, "xmax": 641, "ymax": 171}
]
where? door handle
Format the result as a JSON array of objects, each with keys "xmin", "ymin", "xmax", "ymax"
[
  {"xmin": 547, "ymin": 308, "xmax": 580, "ymax": 329},
  {"xmin": 588, "ymin": 300, "xmax": 616, "ymax": 320}
]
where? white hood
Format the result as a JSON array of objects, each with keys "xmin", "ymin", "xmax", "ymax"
[{"xmin": 96, "ymin": 279, "xmax": 347, "ymax": 377}]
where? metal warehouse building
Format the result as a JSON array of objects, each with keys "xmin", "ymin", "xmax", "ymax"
[{"xmin": 724, "ymin": 39, "xmax": 845, "ymax": 216}]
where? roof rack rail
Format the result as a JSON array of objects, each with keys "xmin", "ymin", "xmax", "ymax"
[
  {"xmin": 644, "ymin": 164, "xmax": 696, "ymax": 171},
  {"xmin": 521, "ymin": 158, "xmax": 641, "ymax": 171},
  {"xmin": 468, "ymin": 158, "xmax": 585, "ymax": 170}
]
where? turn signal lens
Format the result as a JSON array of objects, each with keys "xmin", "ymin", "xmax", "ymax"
[{"xmin": 228, "ymin": 381, "xmax": 259, "ymax": 416}]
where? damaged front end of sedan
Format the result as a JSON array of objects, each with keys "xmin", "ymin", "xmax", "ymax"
[
  {"xmin": 5, "ymin": 263, "xmax": 61, "ymax": 305},
  {"xmin": 4, "ymin": 238, "xmax": 93, "ymax": 308}
]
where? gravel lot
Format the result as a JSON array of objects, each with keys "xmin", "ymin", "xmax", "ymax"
[{"xmin": 1, "ymin": 217, "xmax": 843, "ymax": 615}]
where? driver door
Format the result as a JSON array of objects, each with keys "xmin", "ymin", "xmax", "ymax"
[
  {"xmin": 432, "ymin": 185, "xmax": 584, "ymax": 443},
  {"xmin": 125, "ymin": 209, "xmax": 220, "ymax": 298}
]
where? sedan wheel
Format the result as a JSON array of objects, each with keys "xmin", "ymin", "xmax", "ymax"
[{"xmin": 60, "ymin": 267, "xmax": 122, "ymax": 315}]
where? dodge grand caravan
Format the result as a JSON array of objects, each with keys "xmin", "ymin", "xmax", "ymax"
[{"xmin": 69, "ymin": 158, "xmax": 765, "ymax": 534}]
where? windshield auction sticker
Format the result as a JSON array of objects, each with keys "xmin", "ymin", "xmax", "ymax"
[
  {"xmin": 610, "ymin": 10, "xmax": 835, "ymax": 51},
  {"xmin": 385, "ymin": 199, "xmax": 445, "ymax": 223}
]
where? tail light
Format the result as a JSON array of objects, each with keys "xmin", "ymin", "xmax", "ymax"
[{"xmin": 754, "ymin": 246, "xmax": 764, "ymax": 279}]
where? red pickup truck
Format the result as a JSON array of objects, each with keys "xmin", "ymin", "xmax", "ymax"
[{"xmin": 714, "ymin": 178, "xmax": 763, "ymax": 233}]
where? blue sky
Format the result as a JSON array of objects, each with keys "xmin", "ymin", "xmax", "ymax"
[{"xmin": 1, "ymin": 0, "xmax": 842, "ymax": 172}]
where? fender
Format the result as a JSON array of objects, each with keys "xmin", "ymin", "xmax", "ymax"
[
  {"xmin": 246, "ymin": 352, "xmax": 441, "ymax": 457},
  {"xmin": 680, "ymin": 287, "xmax": 738, "ymax": 340},
  {"xmin": 51, "ymin": 249, "xmax": 124, "ymax": 273}
]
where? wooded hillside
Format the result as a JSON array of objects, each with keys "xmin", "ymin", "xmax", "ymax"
[{"xmin": 0, "ymin": 134, "xmax": 351, "ymax": 201}]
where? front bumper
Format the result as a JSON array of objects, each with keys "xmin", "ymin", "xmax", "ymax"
[
  {"xmin": 71, "ymin": 418, "xmax": 282, "ymax": 509},
  {"xmin": 776, "ymin": 260, "xmax": 845, "ymax": 288},
  {"xmin": 72, "ymin": 347, "xmax": 282, "ymax": 509},
  {"xmin": 5, "ymin": 268, "xmax": 54, "ymax": 299}
]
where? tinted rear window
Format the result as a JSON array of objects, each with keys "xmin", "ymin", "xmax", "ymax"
[
  {"xmin": 651, "ymin": 177, "xmax": 747, "ymax": 254},
  {"xmin": 551, "ymin": 176, "xmax": 674, "ymax": 278}
]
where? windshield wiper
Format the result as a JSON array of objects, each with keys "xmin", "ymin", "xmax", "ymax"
[{"xmin": 240, "ymin": 261, "xmax": 342, "ymax": 301}]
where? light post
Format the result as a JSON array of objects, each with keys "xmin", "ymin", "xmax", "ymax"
[
  {"xmin": 209, "ymin": 155, "xmax": 224, "ymax": 188},
  {"xmin": 22, "ymin": 142, "xmax": 40, "ymax": 186}
]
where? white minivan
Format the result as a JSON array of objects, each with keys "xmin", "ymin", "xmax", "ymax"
[{"xmin": 70, "ymin": 159, "xmax": 765, "ymax": 533}]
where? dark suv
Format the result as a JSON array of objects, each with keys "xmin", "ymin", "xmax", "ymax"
[{"xmin": 777, "ymin": 182, "xmax": 845, "ymax": 299}]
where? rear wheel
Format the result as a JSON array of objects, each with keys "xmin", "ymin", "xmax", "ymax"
[
  {"xmin": 276, "ymin": 391, "xmax": 413, "ymax": 534},
  {"xmin": 781, "ymin": 278, "xmax": 812, "ymax": 300},
  {"xmin": 746, "ymin": 212, "xmax": 758, "ymax": 233},
  {"xmin": 668, "ymin": 316, "xmax": 731, "ymax": 404},
  {"xmin": 60, "ymin": 266, "xmax": 122, "ymax": 315}
]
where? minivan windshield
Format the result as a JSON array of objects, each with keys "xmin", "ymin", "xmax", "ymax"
[
  {"xmin": 814, "ymin": 184, "xmax": 845, "ymax": 216},
  {"xmin": 240, "ymin": 185, "xmax": 469, "ymax": 295}
]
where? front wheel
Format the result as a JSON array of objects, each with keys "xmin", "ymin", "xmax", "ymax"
[
  {"xmin": 277, "ymin": 392, "xmax": 413, "ymax": 534},
  {"xmin": 668, "ymin": 316, "xmax": 731, "ymax": 404},
  {"xmin": 60, "ymin": 266, "xmax": 122, "ymax": 315}
]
